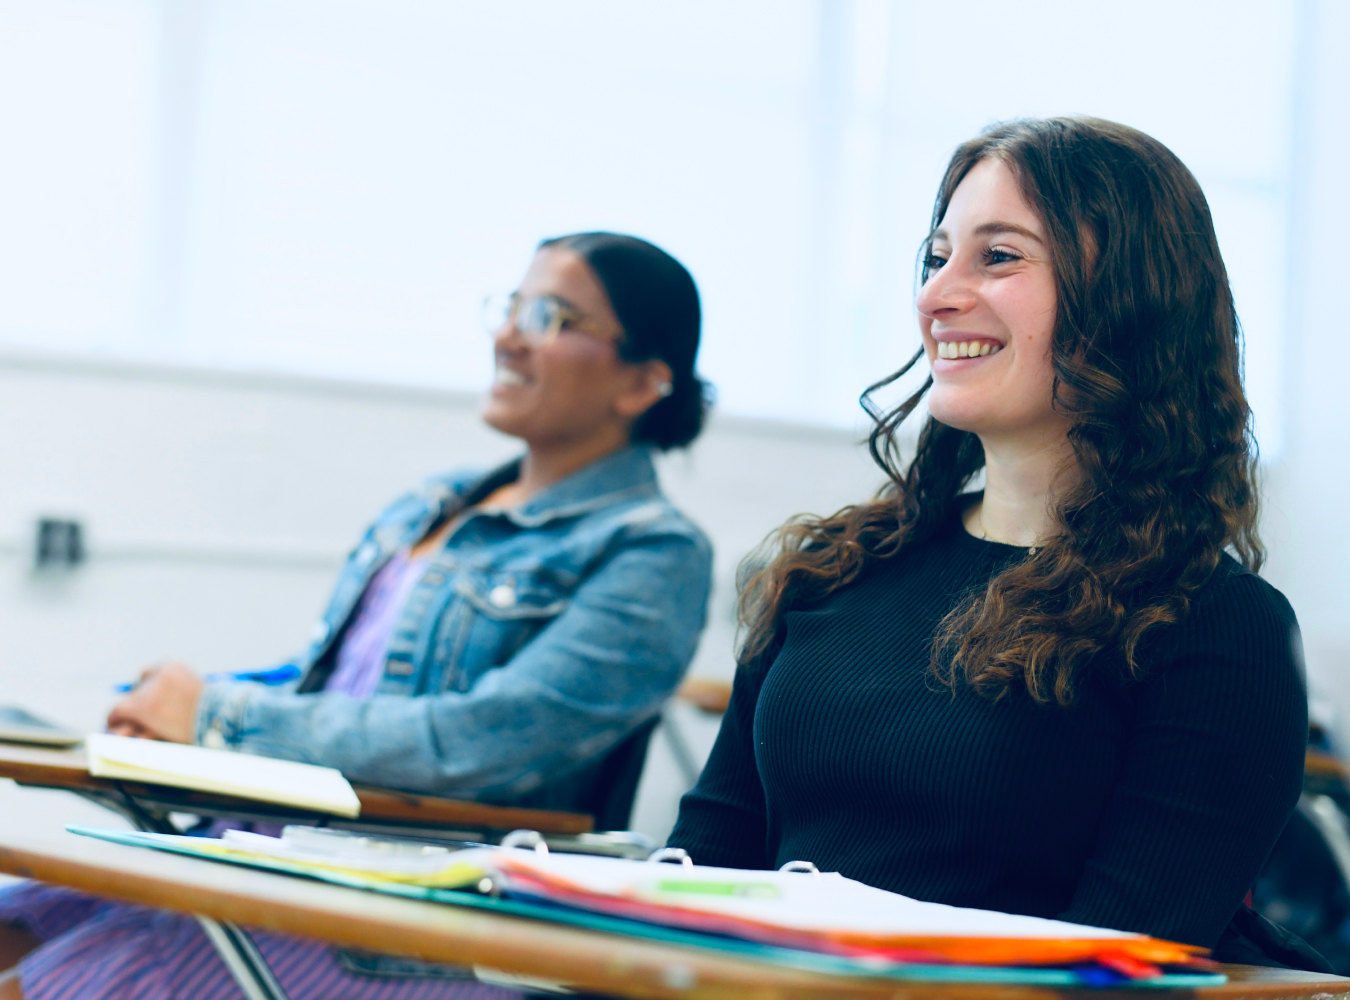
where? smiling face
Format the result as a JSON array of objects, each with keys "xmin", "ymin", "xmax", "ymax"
[
  {"xmin": 482, "ymin": 247, "xmax": 669, "ymax": 450},
  {"xmin": 917, "ymin": 157, "xmax": 1064, "ymax": 446}
]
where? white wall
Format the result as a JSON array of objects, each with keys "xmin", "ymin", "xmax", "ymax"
[
  {"xmin": 0, "ymin": 350, "xmax": 882, "ymax": 841},
  {"xmin": 0, "ymin": 0, "xmax": 1305, "ymax": 442},
  {"xmin": 1259, "ymin": 0, "xmax": 1350, "ymax": 743}
]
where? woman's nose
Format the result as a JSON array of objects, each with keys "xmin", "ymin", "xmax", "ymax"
[
  {"xmin": 916, "ymin": 258, "xmax": 975, "ymax": 321},
  {"xmin": 493, "ymin": 322, "xmax": 527, "ymax": 352}
]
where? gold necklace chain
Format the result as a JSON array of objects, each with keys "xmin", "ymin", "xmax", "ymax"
[{"xmin": 977, "ymin": 503, "xmax": 1040, "ymax": 556}]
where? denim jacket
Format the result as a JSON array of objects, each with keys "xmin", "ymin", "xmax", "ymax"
[{"xmin": 193, "ymin": 446, "xmax": 713, "ymax": 806}]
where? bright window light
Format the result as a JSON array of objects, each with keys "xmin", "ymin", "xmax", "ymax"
[{"xmin": 0, "ymin": 0, "xmax": 1296, "ymax": 457}]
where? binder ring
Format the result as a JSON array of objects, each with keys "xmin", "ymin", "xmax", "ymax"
[
  {"xmin": 778, "ymin": 860, "xmax": 820, "ymax": 878},
  {"xmin": 647, "ymin": 847, "xmax": 694, "ymax": 867},
  {"xmin": 500, "ymin": 829, "xmax": 549, "ymax": 855}
]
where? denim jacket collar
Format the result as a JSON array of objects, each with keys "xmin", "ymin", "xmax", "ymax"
[{"xmin": 458, "ymin": 445, "xmax": 660, "ymax": 529}]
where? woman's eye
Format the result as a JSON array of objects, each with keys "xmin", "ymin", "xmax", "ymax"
[
  {"xmin": 923, "ymin": 253, "xmax": 948, "ymax": 272},
  {"xmin": 983, "ymin": 247, "xmax": 1020, "ymax": 265}
]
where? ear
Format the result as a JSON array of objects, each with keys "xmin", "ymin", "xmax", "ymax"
[{"xmin": 613, "ymin": 359, "xmax": 675, "ymax": 421}]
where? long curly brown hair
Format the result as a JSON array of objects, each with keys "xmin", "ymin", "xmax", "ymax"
[{"xmin": 740, "ymin": 117, "xmax": 1262, "ymax": 706}]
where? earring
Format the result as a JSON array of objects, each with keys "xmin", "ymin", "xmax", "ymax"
[{"xmin": 655, "ymin": 382, "xmax": 674, "ymax": 398}]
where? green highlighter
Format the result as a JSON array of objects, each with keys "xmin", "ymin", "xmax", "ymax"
[{"xmin": 655, "ymin": 879, "xmax": 780, "ymax": 899}]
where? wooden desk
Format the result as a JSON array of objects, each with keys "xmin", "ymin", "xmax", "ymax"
[
  {"xmin": 676, "ymin": 678, "xmax": 733, "ymax": 715},
  {"xmin": 0, "ymin": 742, "xmax": 592, "ymax": 837},
  {"xmin": 0, "ymin": 817, "xmax": 1347, "ymax": 1000}
]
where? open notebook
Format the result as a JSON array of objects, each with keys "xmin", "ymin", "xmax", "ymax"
[{"xmin": 85, "ymin": 733, "xmax": 361, "ymax": 817}]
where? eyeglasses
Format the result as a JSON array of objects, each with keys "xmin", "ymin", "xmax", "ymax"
[{"xmin": 481, "ymin": 292, "xmax": 613, "ymax": 347}]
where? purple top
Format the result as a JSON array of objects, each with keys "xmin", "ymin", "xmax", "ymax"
[
  {"xmin": 207, "ymin": 550, "xmax": 427, "ymax": 841},
  {"xmin": 324, "ymin": 549, "xmax": 427, "ymax": 698}
]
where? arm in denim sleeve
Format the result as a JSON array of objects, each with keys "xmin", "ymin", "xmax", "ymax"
[{"xmin": 194, "ymin": 526, "xmax": 712, "ymax": 799}]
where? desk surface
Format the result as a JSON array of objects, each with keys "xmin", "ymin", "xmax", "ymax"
[
  {"xmin": 0, "ymin": 807, "xmax": 1346, "ymax": 1000},
  {"xmin": 0, "ymin": 741, "xmax": 592, "ymax": 836}
]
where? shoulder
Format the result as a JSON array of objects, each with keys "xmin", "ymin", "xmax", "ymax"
[
  {"xmin": 570, "ymin": 493, "xmax": 713, "ymax": 607},
  {"xmin": 1134, "ymin": 555, "xmax": 1305, "ymax": 719},
  {"xmin": 567, "ymin": 455, "xmax": 711, "ymax": 555},
  {"xmin": 608, "ymin": 491, "xmax": 710, "ymax": 548},
  {"xmin": 1173, "ymin": 555, "xmax": 1299, "ymax": 655},
  {"xmin": 582, "ymin": 492, "xmax": 714, "ymax": 584},
  {"xmin": 1127, "ymin": 557, "xmax": 1307, "ymax": 790}
]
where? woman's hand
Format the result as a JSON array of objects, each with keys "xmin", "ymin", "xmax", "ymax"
[{"xmin": 106, "ymin": 662, "xmax": 205, "ymax": 744}]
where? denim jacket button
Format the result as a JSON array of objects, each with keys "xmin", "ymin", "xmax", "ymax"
[{"xmin": 488, "ymin": 584, "xmax": 517, "ymax": 609}]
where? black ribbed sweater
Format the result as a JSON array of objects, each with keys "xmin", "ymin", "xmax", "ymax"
[{"xmin": 668, "ymin": 510, "xmax": 1307, "ymax": 948}]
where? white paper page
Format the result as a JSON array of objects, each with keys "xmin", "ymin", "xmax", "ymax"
[
  {"xmin": 85, "ymin": 733, "xmax": 360, "ymax": 817},
  {"xmin": 491, "ymin": 851, "xmax": 1138, "ymax": 941}
]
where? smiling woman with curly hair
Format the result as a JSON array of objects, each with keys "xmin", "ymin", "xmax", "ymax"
[{"xmin": 669, "ymin": 117, "xmax": 1315, "ymax": 968}]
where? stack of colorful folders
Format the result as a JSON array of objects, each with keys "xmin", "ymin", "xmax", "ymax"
[
  {"xmin": 67, "ymin": 826, "xmax": 1222, "ymax": 988},
  {"xmin": 488, "ymin": 851, "xmax": 1217, "ymax": 985}
]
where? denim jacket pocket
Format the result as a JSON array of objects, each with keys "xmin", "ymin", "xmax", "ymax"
[
  {"xmin": 436, "ymin": 571, "xmax": 572, "ymax": 692},
  {"xmin": 456, "ymin": 570, "xmax": 570, "ymax": 620}
]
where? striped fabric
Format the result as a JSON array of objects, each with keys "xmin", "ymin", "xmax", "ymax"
[{"xmin": 0, "ymin": 882, "xmax": 523, "ymax": 1000}]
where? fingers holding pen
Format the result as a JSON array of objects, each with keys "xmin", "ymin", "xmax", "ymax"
[{"xmin": 106, "ymin": 661, "xmax": 205, "ymax": 745}]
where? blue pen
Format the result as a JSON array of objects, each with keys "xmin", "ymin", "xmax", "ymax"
[{"xmin": 113, "ymin": 664, "xmax": 301, "ymax": 693}]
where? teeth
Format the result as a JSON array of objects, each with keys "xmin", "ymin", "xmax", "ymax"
[
  {"xmin": 937, "ymin": 341, "xmax": 1001, "ymax": 360},
  {"xmin": 494, "ymin": 367, "xmax": 527, "ymax": 386}
]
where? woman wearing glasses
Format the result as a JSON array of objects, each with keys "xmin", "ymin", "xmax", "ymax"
[{"xmin": 0, "ymin": 232, "xmax": 713, "ymax": 1000}]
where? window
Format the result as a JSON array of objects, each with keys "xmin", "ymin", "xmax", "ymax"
[{"xmin": 0, "ymin": 0, "xmax": 1297, "ymax": 454}]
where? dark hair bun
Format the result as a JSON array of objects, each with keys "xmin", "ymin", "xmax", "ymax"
[
  {"xmin": 538, "ymin": 232, "xmax": 710, "ymax": 450},
  {"xmin": 636, "ymin": 372, "xmax": 714, "ymax": 450}
]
